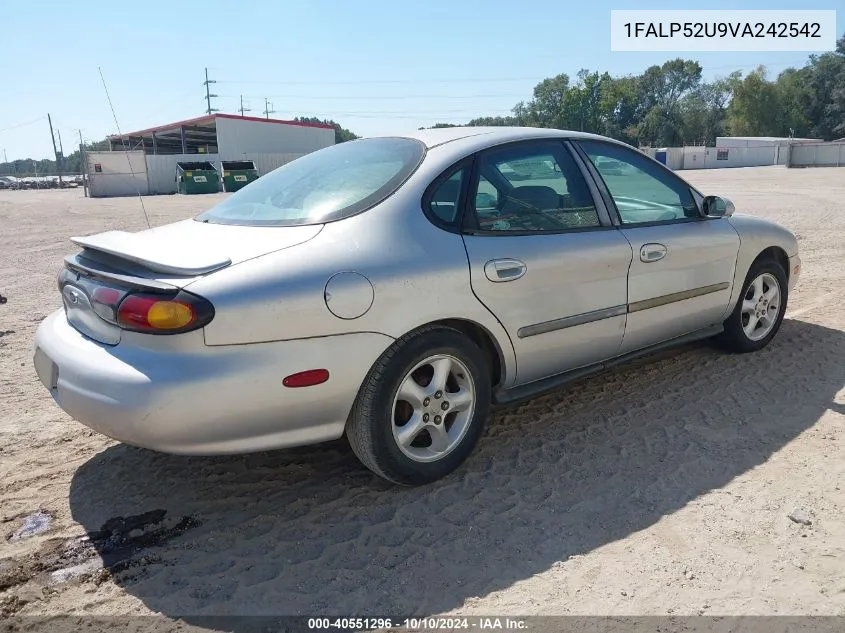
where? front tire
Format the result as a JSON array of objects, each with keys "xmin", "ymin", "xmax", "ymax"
[
  {"xmin": 718, "ymin": 258, "xmax": 788, "ymax": 353},
  {"xmin": 346, "ymin": 325, "xmax": 491, "ymax": 485}
]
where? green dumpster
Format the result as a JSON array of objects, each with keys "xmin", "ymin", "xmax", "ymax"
[
  {"xmin": 176, "ymin": 161, "xmax": 220, "ymax": 195},
  {"xmin": 221, "ymin": 160, "xmax": 259, "ymax": 192}
]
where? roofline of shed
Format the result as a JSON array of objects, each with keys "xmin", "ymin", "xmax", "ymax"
[{"xmin": 108, "ymin": 113, "xmax": 335, "ymax": 140}]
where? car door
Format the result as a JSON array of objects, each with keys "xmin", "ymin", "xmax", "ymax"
[
  {"xmin": 576, "ymin": 140, "xmax": 741, "ymax": 354},
  {"xmin": 457, "ymin": 140, "xmax": 633, "ymax": 386}
]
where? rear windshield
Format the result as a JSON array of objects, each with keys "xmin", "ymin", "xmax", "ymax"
[{"xmin": 196, "ymin": 138, "xmax": 425, "ymax": 226}]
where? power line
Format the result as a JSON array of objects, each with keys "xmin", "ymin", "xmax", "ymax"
[
  {"xmin": 137, "ymin": 87, "xmax": 203, "ymax": 124},
  {"xmin": 213, "ymin": 59, "xmax": 811, "ymax": 88},
  {"xmin": 226, "ymin": 93, "xmax": 527, "ymax": 101},
  {"xmin": 0, "ymin": 116, "xmax": 47, "ymax": 135},
  {"xmin": 289, "ymin": 108, "xmax": 516, "ymax": 115},
  {"xmin": 216, "ymin": 76, "xmax": 544, "ymax": 86},
  {"xmin": 305, "ymin": 113, "xmax": 510, "ymax": 120}
]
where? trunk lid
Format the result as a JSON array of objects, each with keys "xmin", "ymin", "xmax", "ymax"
[
  {"xmin": 61, "ymin": 219, "xmax": 323, "ymax": 345},
  {"xmin": 71, "ymin": 219, "xmax": 323, "ymax": 281}
]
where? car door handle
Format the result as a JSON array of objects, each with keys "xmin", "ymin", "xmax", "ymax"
[
  {"xmin": 484, "ymin": 258, "xmax": 527, "ymax": 282},
  {"xmin": 639, "ymin": 243, "xmax": 667, "ymax": 263}
]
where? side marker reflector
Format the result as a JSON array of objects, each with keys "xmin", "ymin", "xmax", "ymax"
[{"xmin": 283, "ymin": 369, "xmax": 330, "ymax": 388}]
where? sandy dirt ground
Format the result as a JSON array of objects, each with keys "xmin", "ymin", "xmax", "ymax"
[{"xmin": 0, "ymin": 167, "xmax": 844, "ymax": 625}]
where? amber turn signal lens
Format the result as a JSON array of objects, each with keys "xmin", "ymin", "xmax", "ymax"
[
  {"xmin": 115, "ymin": 291, "xmax": 213, "ymax": 335},
  {"xmin": 147, "ymin": 301, "xmax": 194, "ymax": 329}
]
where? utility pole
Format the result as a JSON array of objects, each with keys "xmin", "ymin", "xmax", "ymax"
[
  {"xmin": 239, "ymin": 95, "xmax": 251, "ymax": 116},
  {"xmin": 78, "ymin": 129, "xmax": 88, "ymax": 197},
  {"xmin": 2, "ymin": 148, "xmax": 15, "ymax": 176},
  {"xmin": 203, "ymin": 67, "xmax": 219, "ymax": 116},
  {"xmin": 47, "ymin": 113, "xmax": 63, "ymax": 188},
  {"xmin": 57, "ymin": 129, "xmax": 65, "ymax": 175},
  {"xmin": 263, "ymin": 98, "xmax": 276, "ymax": 119}
]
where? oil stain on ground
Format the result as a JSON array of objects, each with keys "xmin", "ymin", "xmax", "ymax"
[{"xmin": 0, "ymin": 509, "xmax": 199, "ymax": 615}]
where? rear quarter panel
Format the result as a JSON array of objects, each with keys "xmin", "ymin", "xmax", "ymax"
[{"xmin": 185, "ymin": 161, "xmax": 519, "ymax": 387}]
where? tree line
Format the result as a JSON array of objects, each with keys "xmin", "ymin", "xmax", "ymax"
[
  {"xmin": 427, "ymin": 33, "xmax": 845, "ymax": 147},
  {"xmin": 0, "ymin": 140, "xmax": 110, "ymax": 177}
]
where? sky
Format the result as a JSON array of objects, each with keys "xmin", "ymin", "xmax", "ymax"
[{"xmin": 1, "ymin": 0, "xmax": 842, "ymax": 160}]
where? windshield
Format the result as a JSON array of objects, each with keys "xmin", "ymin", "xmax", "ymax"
[{"xmin": 196, "ymin": 137, "xmax": 425, "ymax": 226}]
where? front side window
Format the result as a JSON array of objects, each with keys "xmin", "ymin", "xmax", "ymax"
[
  {"xmin": 468, "ymin": 142, "xmax": 600, "ymax": 233},
  {"xmin": 578, "ymin": 140, "xmax": 699, "ymax": 224},
  {"xmin": 196, "ymin": 138, "xmax": 425, "ymax": 226}
]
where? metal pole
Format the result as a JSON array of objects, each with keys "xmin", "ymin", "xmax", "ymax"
[
  {"xmin": 79, "ymin": 129, "xmax": 88, "ymax": 197},
  {"xmin": 57, "ymin": 129, "xmax": 65, "ymax": 177},
  {"xmin": 47, "ymin": 113, "xmax": 63, "ymax": 187},
  {"xmin": 203, "ymin": 67, "xmax": 218, "ymax": 115},
  {"xmin": 263, "ymin": 98, "xmax": 275, "ymax": 119},
  {"xmin": 239, "ymin": 95, "xmax": 252, "ymax": 117},
  {"xmin": 205, "ymin": 67, "xmax": 212, "ymax": 115}
]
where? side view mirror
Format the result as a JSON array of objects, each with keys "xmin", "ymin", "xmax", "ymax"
[{"xmin": 702, "ymin": 195, "xmax": 735, "ymax": 218}]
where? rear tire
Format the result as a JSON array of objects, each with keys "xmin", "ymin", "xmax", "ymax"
[
  {"xmin": 346, "ymin": 325, "xmax": 491, "ymax": 485},
  {"xmin": 718, "ymin": 258, "xmax": 788, "ymax": 353}
]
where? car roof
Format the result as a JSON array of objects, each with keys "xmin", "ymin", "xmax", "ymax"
[{"xmin": 382, "ymin": 126, "xmax": 614, "ymax": 149}]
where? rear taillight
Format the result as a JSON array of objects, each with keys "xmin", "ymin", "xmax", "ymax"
[
  {"xmin": 116, "ymin": 291, "xmax": 214, "ymax": 334},
  {"xmin": 58, "ymin": 266, "xmax": 214, "ymax": 335}
]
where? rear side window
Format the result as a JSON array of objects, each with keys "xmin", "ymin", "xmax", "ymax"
[
  {"xmin": 196, "ymin": 138, "xmax": 425, "ymax": 226},
  {"xmin": 468, "ymin": 141, "xmax": 601, "ymax": 233},
  {"xmin": 428, "ymin": 167, "xmax": 465, "ymax": 224}
]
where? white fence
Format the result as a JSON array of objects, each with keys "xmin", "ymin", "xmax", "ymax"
[
  {"xmin": 86, "ymin": 151, "xmax": 149, "ymax": 197},
  {"xmin": 787, "ymin": 142, "xmax": 845, "ymax": 168},
  {"xmin": 702, "ymin": 145, "xmax": 780, "ymax": 169},
  {"xmin": 641, "ymin": 145, "xmax": 784, "ymax": 170}
]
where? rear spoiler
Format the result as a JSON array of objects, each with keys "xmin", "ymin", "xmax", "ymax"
[
  {"xmin": 64, "ymin": 253, "xmax": 179, "ymax": 292},
  {"xmin": 71, "ymin": 231, "xmax": 231, "ymax": 276}
]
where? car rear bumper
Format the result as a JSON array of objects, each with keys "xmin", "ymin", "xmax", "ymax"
[{"xmin": 33, "ymin": 310, "xmax": 394, "ymax": 455}]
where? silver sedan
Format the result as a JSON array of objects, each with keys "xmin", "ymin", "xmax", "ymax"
[{"xmin": 33, "ymin": 127, "xmax": 801, "ymax": 485}]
